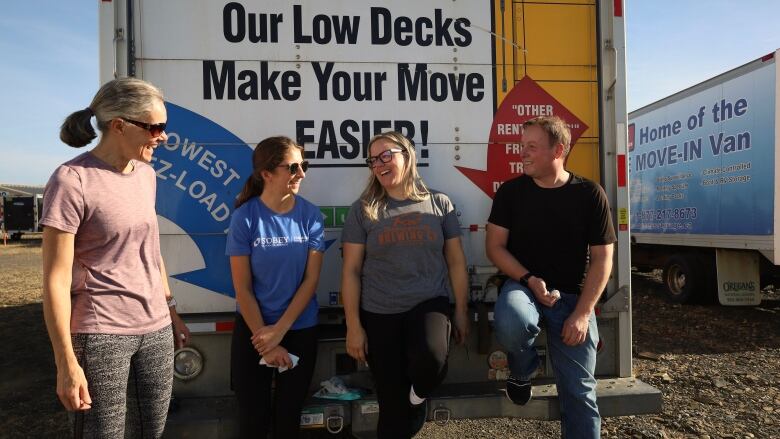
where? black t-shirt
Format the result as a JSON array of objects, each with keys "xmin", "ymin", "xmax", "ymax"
[{"xmin": 488, "ymin": 173, "xmax": 617, "ymax": 294}]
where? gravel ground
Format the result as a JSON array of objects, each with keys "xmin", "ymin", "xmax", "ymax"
[{"xmin": 2, "ymin": 240, "xmax": 779, "ymax": 438}]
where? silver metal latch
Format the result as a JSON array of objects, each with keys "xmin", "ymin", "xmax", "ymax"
[{"xmin": 432, "ymin": 407, "xmax": 451, "ymax": 426}]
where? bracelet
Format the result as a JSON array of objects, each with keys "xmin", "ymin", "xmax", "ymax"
[
  {"xmin": 167, "ymin": 296, "xmax": 177, "ymax": 308},
  {"xmin": 519, "ymin": 272, "xmax": 533, "ymax": 286}
]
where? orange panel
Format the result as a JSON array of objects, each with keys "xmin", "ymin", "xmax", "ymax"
[
  {"xmin": 537, "ymin": 81, "xmax": 600, "ymax": 139},
  {"xmin": 567, "ymin": 139, "xmax": 600, "ymax": 182}
]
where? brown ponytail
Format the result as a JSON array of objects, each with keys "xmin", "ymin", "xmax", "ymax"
[
  {"xmin": 60, "ymin": 108, "xmax": 97, "ymax": 148},
  {"xmin": 234, "ymin": 136, "xmax": 303, "ymax": 208}
]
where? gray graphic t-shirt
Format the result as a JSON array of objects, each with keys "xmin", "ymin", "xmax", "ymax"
[{"xmin": 341, "ymin": 191, "xmax": 462, "ymax": 314}]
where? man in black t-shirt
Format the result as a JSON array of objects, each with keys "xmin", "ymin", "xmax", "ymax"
[{"xmin": 486, "ymin": 116, "xmax": 616, "ymax": 438}]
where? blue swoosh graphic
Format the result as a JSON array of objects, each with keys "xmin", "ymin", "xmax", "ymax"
[
  {"xmin": 152, "ymin": 102, "xmax": 253, "ymax": 297},
  {"xmin": 151, "ymin": 103, "xmax": 336, "ymax": 298}
]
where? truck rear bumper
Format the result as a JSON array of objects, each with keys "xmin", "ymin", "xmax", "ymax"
[
  {"xmin": 164, "ymin": 377, "xmax": 661, "ymax": 438},
  {"xmin": 421, "ymin": 377, "xmax": 660, "ymax": 420}
]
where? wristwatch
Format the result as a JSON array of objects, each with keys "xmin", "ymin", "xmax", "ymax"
[
  {"xmin": 167, "ymin": 296, "xmax": 177, "ymax": 308},
  {"xmin": 519, "ymin": 272, "xmax": 533, "ymax": 286}
]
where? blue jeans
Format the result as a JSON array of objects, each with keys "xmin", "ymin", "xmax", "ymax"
[{"xmin": 494, "ymin": 279, "xmax": 600, "ymax": 438}]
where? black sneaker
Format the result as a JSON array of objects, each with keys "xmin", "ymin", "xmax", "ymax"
[
  {"xmin": 505, "ymin": 375, "xmax": 532, "ymax": 405},
  {"xmin": 409, "ymin": 399, "xmax": 428, "ymax": 436}
]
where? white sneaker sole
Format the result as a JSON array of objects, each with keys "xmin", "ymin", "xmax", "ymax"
[{"xmin": 409, "ymin": 386, "xmax": 426, "ymax": 405}]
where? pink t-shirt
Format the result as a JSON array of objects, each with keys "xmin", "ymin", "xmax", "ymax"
[{"xmin": 41, "ymin": 152, "xmax": 171, "ymax": 335}]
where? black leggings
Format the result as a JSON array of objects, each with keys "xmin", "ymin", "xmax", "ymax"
[
  {"xmin": 361, "ymin": 296, "xmax": 451, "ymax": 439},
  {"xmin": 230, "ymin": 314, "xmax": 318, "ymax": 439}
]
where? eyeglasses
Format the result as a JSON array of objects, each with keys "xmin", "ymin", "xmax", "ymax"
[
  {"xmin": 365, "ymin": 149, "xmax": 404, "ymax": 168},
  {"xmin": 277, "ymin": 161, "xmax": 309, "ymax": 174},
  {"xmin": 122, "ymin": 118, "xmax": 167, "ymax": 137}
]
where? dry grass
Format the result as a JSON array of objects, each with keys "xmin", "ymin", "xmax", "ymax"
[{"xmin": 0, "ymin": 239, "xmax": 43, "ymax": 306}]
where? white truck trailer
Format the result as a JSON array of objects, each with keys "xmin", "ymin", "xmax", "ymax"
[
  {"xmin": 629, "ymin": 50, "xmax": 780, "ymax": 305},
  {"xmin": 99, "ymin": 0, "xmax": 659, "ymax": 436}
]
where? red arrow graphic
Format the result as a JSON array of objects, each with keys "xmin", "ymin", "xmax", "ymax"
[{"xmin": 456, "ymin": 76, "xmax": 588, "ymax": 198}]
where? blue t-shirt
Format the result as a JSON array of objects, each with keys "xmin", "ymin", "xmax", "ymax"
[{"xmin": 225, "ymin": 196, "xmax": 325, "ymax": 329}]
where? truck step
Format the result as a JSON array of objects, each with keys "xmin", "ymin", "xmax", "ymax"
[{"xmin": 164, "ymin": 377, "xmax": 660, "ymax": 438}]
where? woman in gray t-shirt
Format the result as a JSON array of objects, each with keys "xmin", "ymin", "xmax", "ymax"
[{"xmin": 341, "ymin": 131, "xmax": 470, "ymax": 438}]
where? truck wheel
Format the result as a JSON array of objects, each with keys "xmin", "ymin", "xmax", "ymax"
[{"xmin": 662, "ymin": 255, "xmax": 702, "ymax": 304}]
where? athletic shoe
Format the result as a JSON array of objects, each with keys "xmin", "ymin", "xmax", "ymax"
[
  {"xmin": 409, "ymin": 398, "xmax": 428, "ymax": 436},
  {"xmin": 505, "ymin": 375, "xmax": 532, "ymax": 405},
  {"xmin": 409, "ymin": 385, "xmax": 426, "ymax": 405}
]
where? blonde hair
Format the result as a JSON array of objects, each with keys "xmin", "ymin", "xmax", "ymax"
[
  {"xmin": 360, "ymin": 131, "xmax": 429, "ymax": 221},
  {"xmin": 523, "ymin": 115, "xmax": 572, "ymax": 157},
  {"xmin": 60, "ymin": 77, "xmax": 164, "ymax": 148}
]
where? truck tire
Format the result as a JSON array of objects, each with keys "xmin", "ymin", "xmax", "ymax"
[{"xmin": 662, "ymin": 255, "xmax": 703, "ymax": 304}]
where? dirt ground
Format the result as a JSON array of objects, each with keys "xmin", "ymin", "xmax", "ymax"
[
  {"xmin": 1, "ymin": 239, "xmax": 779, "ymax": 438},
  {"xmin": 0, "ymin": 238, "xmax": 70, "ymax": 436}
]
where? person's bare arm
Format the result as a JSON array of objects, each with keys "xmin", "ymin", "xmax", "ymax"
[
  {"xmin": 341, "ymin": 242, "xmax": 368, "ymax": 363},
  {"xmin": 254, "ymin": 250, "xmax": 324, "ymax": 354},
  {"xmin": 42, "ymin": 226, "xmax": 91, "ymax": 411},
  {"xmin": 159, "ymin": 258, "xmax": 190, "ymax": 349},
  {"xmin": 230, "ymin": 255, "xmax": 266, "ymax": 334},
  {"xmin": 444, "ymin": 237, "xmax": 470, "ymax": 344}
]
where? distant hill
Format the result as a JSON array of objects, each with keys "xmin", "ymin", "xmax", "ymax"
[{"xmin": 0, "ymin": 184, "xmax": 45, "ymax": 197}]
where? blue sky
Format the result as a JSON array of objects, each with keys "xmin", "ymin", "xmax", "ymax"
[
  {"xmin": 627, "ymin": 1, "xmax": 780, "ymax": 111},
  {"xmin": 1, "ymin": 1, "xmax": 96, "ymax": 185},
  {"xmin": 1, "ymin": 0, "xmax": 779, "ymax": 184}
]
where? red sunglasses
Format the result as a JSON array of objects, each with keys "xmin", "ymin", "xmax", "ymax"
[{"xmin": 122, "ymin": 118, "xmax": 167, "ymax": 137}]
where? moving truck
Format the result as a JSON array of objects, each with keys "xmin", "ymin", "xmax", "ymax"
[
  {"xmin": 629, "ymin": 51, "xmax": 780, "ymax": 305},
  {"xmin": 99, "ymin": 0, "xmax": 659, "ymax": 436}
]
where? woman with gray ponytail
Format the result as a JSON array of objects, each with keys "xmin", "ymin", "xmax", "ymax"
[{"xmin": 40, "ymin": 77, "xmax": 190, "ymax": 438}]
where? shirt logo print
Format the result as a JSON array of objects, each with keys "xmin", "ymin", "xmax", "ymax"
[
  {"xmin": 253, "ymin": 236, "xmax": 290, "ymax": 247},
  {"xmin": 378, "ymin": 213, "xmax": 436, "ymax": 246}
]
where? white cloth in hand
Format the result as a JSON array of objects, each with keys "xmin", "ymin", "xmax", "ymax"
[{"xmin": 259, "ymin": 353, "xmax": 300, "ymax": 372}]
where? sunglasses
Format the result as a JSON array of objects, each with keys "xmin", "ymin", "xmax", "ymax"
[
  {"xmin": 122, "ymin": 118, "xmax": 167, "ymax": 137},
  {"xmin": 365, "ymin": 149, "xmax": 404, "ymax": 168},
  {"xmin": 277, "ymin": 161, "xmax": 309, "ymax": 174}
]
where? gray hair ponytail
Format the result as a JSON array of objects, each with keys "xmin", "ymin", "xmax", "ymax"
[{"xmin": 60, "ymin": 77, "xmax": 164, "ymax": 148}]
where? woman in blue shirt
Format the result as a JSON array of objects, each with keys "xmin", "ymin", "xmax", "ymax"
[{"xmin": 226, "ymin": 136, "xmax": 325, "ymax": 438}]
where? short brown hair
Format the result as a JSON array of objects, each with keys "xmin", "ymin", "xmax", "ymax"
[{"xmin": 522, "ymin": 116, "xmax": 572, "ymax": 157}]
